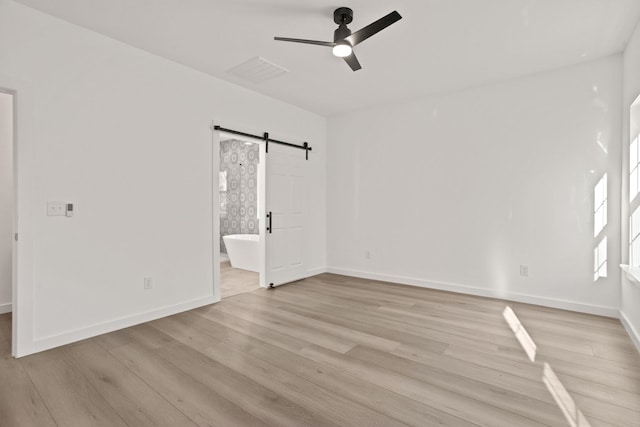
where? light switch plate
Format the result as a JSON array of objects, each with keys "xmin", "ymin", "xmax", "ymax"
[{"xmin": 47, "ymin": 201, "xmax": 66, "ymax": 216}]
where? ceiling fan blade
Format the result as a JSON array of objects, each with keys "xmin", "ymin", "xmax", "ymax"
[
  {"xmin": 343, "ymin": 52, "xmax": 362, "ymax": 71},
  {"xmin": 274, "ymin": 37, "xmax": 335, "ymax": 47},
  {"xmin": 344, "ymin": 11, "xmax": 402, "ymax": 47}
]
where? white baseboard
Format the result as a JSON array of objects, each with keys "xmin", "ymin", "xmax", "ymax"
[
  {"xmin": 620, "ymin": 310, "xmax": 640, "ymax": 353},
  {"xmin": 306, "ymin": 267, "xmax": 328, "ymax": 277},
  {"xmin": 22, "ymin": 295, "xmax": 217, "ymax": 357},
  {"xmin": 0, "ymin": 302, "xmax": 11, "ymax": 314},
  {"xmin": 326, "ymin": 267, "xmax": 619, "ymax": 318}
]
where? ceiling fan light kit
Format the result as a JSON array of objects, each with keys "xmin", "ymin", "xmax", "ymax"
[
  {"xmin": 332, "ymin": 41, "xmax": 352, "ymax": 57},
  {"xmin": 274, "ymin": 7, "xmax": 402, "ymax": 71}
]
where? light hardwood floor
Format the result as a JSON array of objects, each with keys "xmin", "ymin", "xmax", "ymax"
[
  {"xmin": 1, "ymin": 273, "xmax": 639, "ymax": 426},
  {"xmin": 220, "ymin": 260, "xmax": 260, "ymax": 298}
]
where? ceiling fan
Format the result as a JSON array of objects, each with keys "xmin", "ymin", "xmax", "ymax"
[{"xmin": 274, "ymin": 7, "xmax": 402, "ymax": 71}]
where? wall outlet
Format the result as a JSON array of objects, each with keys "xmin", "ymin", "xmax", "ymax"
[
  {"xmin": 520, "ymin": 265, "xmax": 529, "ymax": 277},
  {"xmin": 144, "ymin": 277, "xmax": 153, "ymax": 290}
]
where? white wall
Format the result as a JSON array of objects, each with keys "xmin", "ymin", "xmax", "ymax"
[
  {"xmin": 328, "ymin": 55, "xmax": 622, "ymax": 317},
  {"xmin": 0, "ymin": 0, "xmax": 326, "ymax": 356},
  {"xmin": 621, "ymin": 20, "xmax": 640, "ymax": 351},
  {"xmin": 0, "ymin": 92, "xmax": 12, "ymax": 314}
]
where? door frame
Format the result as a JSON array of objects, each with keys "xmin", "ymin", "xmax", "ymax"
[
  {"xmin": 0, "ymin": 87, "xmax": 17, "ymax": 357},
  {"xmin": 1, "ymin": 76, "xmax": 37, "ymax": 358},
  {"xmin": 212, "ymin": 125, "xmax": 267, "ymax": 301}
]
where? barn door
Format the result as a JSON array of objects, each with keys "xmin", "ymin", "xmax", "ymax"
[{"xmin": 264, "ymin": 142, "xmax": 306, "ymax": 287}]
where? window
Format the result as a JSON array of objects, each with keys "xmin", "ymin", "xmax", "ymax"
[
  {"xmin": 625, "ymin": 96, "xmax": 640, "ymax": 282},
  {"xmin": 631, "ymin": 206, "xmax": 640, "ymax": 267},
  {"xmin": 629, "ymin": 132, "xmax": 640, "ymax": 270}
]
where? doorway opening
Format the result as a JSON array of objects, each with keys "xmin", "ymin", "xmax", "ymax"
[
  {"xmin": 212, "ymin": 124, "xmax": 310, "ymax": 301},
  {"xmin": 0, "ymin": 89, "xmax": 15, "ymax": 355},
  {"xmin": 218, "ymin": 132, "xmax": 266, "ymax": 299}
]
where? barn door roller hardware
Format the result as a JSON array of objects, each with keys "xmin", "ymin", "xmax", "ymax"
[{"xmin": 213, "ymin": 125, "xmax": 312, "ymax": 160}]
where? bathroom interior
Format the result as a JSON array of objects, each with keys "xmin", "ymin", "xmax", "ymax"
[{"xmin": 219, "ymin": 137, "xmax": 261, "ymax": 298}]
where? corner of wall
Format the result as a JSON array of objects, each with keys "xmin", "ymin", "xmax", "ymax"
[{"xmin": 620, "ymin": 310, "xmax": 640, "ymax": 352}]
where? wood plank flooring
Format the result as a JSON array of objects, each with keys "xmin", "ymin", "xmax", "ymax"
[
  {"xmin": 220, "ymin": 260, "xmax": 259, "ymax": 298},
  {"xmin": 1, "ymin": 273, "xmax": 639, "ymax": 426}
]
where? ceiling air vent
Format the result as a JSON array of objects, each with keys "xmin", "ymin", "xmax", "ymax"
[{"xmin": 226, "ymin": 56, "xmax": 289, "ymax": 84}]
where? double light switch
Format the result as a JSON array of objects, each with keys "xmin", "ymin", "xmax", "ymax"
[{"xmin": 47, "ymin": 201, "xmax": 74, "ymax": 217}]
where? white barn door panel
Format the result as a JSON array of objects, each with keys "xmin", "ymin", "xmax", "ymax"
[{"xmin": 265, "ymin": 143, "xmax": 307, "ymax": 287}]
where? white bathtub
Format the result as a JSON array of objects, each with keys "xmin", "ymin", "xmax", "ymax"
[{"xmin": 223, "ymin": 234, "xmax": 260, "ymax": 272}]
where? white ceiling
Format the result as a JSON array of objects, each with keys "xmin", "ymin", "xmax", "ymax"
[{"xmin": 14, "ymin": 0, "xmax": 640, "ymax": 116}]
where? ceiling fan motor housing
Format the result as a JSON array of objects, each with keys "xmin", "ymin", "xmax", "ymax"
[
  {"xmin": 334, "ymin": 25, "xmax": 352, "ymax": 42},
  {"xmin": 333, "ymin": 7, "xmax": 353, "ymax": 42},
  {"xmin": 333, "ymin": 7, "xmax": 353, "ymax": 25}
]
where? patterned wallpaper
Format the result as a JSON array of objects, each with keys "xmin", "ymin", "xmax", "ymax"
[{"xmin": 220, "ymin": 139, "xmax": 259, "ymax": 254}]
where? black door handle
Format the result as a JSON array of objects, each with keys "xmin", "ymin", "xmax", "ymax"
[{"xmin": 266, "ymin": 211, "xmax": 272, "ymax": 234}]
